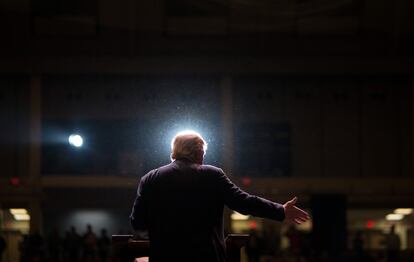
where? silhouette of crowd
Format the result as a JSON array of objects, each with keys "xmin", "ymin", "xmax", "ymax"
[
  {"xmin": 19, "ymin": 225, "xmax": 114, "ymax": 262},
  {"xmin": 243, "ymin": 225, "xmax": 413, "ymax": 262},
  {"xmin": 15, "ymin": 223, "xmax": 414, "ymax": 262}
]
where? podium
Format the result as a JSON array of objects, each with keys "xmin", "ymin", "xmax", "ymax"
[{"xmin": 112, "ymin": 234, "xmax": 250, "ymax": 262}]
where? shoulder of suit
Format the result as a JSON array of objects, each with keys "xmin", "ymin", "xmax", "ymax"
[
  {"xmin": 141, "ymin": 162, "xmax": 174, "ymax": 180},
  {"xmin": 140, "ymin": 167, "xmax": 159, "ymax": 181},
  {"xmin": 200, "ymin": 164, "xmax": 225, "ymax": 174}
]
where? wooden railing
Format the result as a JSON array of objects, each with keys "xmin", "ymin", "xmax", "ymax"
[{"xmin": 112, "ymin": 234, "xmax": 250, "ymax": 262}]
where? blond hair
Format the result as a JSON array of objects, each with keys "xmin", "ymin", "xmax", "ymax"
[{"xmin": 170, "ymin": 130, "xmax": 207, "ymax": 162}]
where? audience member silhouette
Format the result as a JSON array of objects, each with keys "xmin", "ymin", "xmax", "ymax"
[
  {"xmin": 97, "ymin": 229, "xmax": 110, "ymax": 262},
  {"xmin": 385, "ymin": 225, "xmax": 401, "ymax": 262},
  {"xmin": 20, "ymin": 232, "xmax": 45, "ymax": 262},
  {"xmin": 352, "ymin": 230, "xmax": 373, "ymax": 262},
  {"xmin": 0, "ymin": 234, "xmax": 6, "ymax": 262},
  {"xmin": 82, "ymin": 225, "xmax": 98, "ymax": 262},
  {"xmin": 353, "ymin": 230, "xmax": 364, "ymax": 254},
  {"xmin": 47, "ymin": 227, "xmax": 62, "ymax": 262},
  {"xmin": 64, "ymin": 226, "xmax": 81, "ymax": 262}
]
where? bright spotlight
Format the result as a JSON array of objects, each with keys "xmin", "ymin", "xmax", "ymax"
[
  {"xmin": 170, "ymin": 130, "xmax": 207, "ymax": 151},
  {"xmin": 68, "ymin": 134, "xmax": 83, "ymax": 147}
]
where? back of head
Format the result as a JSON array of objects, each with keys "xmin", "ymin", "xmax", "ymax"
[{"xmin": 171, "ymin": 130, "xmax": 207, "ymax": 163}]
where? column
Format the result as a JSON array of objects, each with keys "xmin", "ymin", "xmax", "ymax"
[
  {"xmin": 220, "ymin": 76, "xmax": 234, "ymax": 174},
  {"xmin": 220, "ymin": 76, "xmax": 234, "ymax": 232},
  {"xmin": 28, "ymin": 75, "xmax": 43, "ymax": 233},
  {"xmin": 412, "ymin": 78, "xmax": 414, "ymax": 177}
]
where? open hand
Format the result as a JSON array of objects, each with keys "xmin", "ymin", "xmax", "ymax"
[{"xmin": 283, "ymin": 197, "xmax": 310, "ymax": 224}]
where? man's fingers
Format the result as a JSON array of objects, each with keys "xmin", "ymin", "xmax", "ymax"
[
  {"xmin": 284, "ymin": 198, "xmax": 312, "ymax": 224},
  {"xmin": 292, "ymin": 211, "xmax": 308, "ymax": 221},
  {"xmin": 286, "ymin": 207, "xmax": 311, "ymax": 222},
  {"xmin": 294, "ymin": 206, "xmax": 309, "ymax": 218},
  {"xmin": 296, "ymin": 216, "xmax": 307, "ymax": 223},
  {"xmin": 294, "ymin": 218, "xmax": 302, "ymax": 224},
  {"xmin": 289, "ymin": 215, "xmax": 308, "ymax": 224}
]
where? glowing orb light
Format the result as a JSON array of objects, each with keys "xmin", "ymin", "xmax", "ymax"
[{"xmin": 68, "ymin": 134, "xmax": 83, "ymax": 147}]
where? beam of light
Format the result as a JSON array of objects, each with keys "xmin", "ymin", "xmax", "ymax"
[
  {"xmin": 386, "ymin": 213, "xmax": 404, "ymax": 221},
  {"xmin": 68, "ymin": 134, "xmax": 83, "ymax": 147},
  {"xmin": 394, "ymin": 208, "xmax": 413, "ymax": 215}
]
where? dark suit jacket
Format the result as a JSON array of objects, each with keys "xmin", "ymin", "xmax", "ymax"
[{"xmin": 130, "ymin": 159, "xmax": 285, "ymax": 262}]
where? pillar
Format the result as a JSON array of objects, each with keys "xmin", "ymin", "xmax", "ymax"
[
  {"xmin": 220, "ymin": 76, "xmax": 234, "ymax": 232},
  {"xmin": 28, "ymin": 75, "xmax": 43, "ymax": 234}
]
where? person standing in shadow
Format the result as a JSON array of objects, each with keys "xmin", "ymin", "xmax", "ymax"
[
  {"xmin": 98, "ymin": 229, "xmax": 110, "ymax": 262},
  {"xmin": 64, "ymin": 226, "xmax": 81, "ymax": 262},
  {"xmin": 385, "ymin": 225, "xmax": 401, "ymax": 262},
  {"xmin": 0, "ymin": 234, "xmax": 6, "ymax": 262},
  {"xmin": 353, "ymin": 230, "xmax": 373, "ymax": 262},
  {"xmin": 48, "ymin": 227, "xmax": 62, "ymax": 262},
  {"xmin": 82, "ymin": 225, "xmax": 98, "ymax": 262},
  {"xmin": 130, "ymin": 131, "xmax": 310, "ymax": 262}
]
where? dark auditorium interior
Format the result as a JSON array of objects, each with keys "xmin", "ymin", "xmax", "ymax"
[{"xmin": 1, "ymin": 0, "xmax": 414, "ymax": 261}]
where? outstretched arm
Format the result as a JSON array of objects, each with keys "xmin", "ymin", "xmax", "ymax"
[
  {"xmin": 218, "ymin": 170, "xmax": 285, "ymax": 221},
  {"xmin": 218, "ymin": 170, "xmax": 310, "ymax": 224}
]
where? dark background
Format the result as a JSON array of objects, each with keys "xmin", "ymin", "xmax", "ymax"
[{"xmin": 1, "ymin": 0, "xmax": 414, "ymax": 261}]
